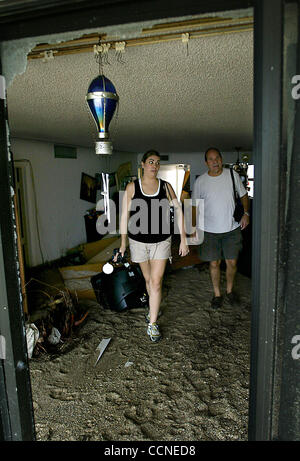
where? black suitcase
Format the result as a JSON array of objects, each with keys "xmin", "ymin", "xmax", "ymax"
[{"xmin": 91, "ymin": 263, "xmax": 148, "ymax": 312}]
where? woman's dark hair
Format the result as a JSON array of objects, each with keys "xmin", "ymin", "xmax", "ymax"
[
  {"xmin": 204, "ymin": 147, "xmax": 222, "ymax": 162},
  {"xmin": 141, "ymin": 149, "xmax": 161, "ymax": 163}
]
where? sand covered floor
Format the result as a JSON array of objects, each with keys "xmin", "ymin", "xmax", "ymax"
[{"xmin": 29, "ymin": 264, "xmax": 251, "ymax": 441}]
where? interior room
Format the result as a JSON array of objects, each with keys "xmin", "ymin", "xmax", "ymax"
[
  {"xmin": 3, "ymin": 8, "xmax": 254, "ymax": 266},
  {"xmin": 2, "ymin": 6, "xmax": 254, "ymax": 441}
]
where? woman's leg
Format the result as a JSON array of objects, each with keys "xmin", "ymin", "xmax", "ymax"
[
  {"xmin": 139, "ymin": 260, "xmax": 151, "ymax": 297},
  {"xmin": 148, "ymin": 258, "xmax": 168, "ymax": 323}
]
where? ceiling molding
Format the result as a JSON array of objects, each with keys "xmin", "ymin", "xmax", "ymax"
[{"xmin": 27, "ymin": 16, "xmax": 253, "ymax": 60}]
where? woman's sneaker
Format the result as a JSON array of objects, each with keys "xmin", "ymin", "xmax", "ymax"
[
  {"xmin": 147, "ymin": 323, "xmax": 162, "ymax": 342},
  {"xmin": 145, "ymin": 310, "xmax": 162, "ymax": 323}
]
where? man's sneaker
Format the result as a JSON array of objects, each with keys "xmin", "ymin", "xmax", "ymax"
[
  {"xmin": 147, "ymin": 322, "xmax": 162, "ymax": 342},
  {"xmin": 211, "ymin": 296, "xmax": 223, "ymax": 309},
  {"xmin": 145, "ymin": 310, "xmax": 162, "ymax": 323},
  {"xmin": 225, "ymin": 292, "xmax": 239, "ymax": 306}
]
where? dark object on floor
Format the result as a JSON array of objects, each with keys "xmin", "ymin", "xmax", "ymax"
[
  {"xmin": 211, "ymin": 296, "xmax": 223, "ymax": 309},
  {"xmin": 91, "ymin": 264, "xmax": 148, "ymax": 312}
]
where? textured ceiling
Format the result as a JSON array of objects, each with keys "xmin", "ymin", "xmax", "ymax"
[{"xmin": 6, "ymin": 22, "xmax": 253, "ymax": 154}]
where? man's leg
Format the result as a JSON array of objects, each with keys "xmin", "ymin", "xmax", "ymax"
[
  {"xmin": 199, "ymin": 232, "xmax": 223, "ymax": 308},
  {"xmin": 209, "ymin": 260, "xmax": 222, "ymax": 297},
  {"xmin": 222, "ymin": 228, "xmax": 243, "ymax": 305},
  {"xmin": 225, "ymin": 258, "xmax": 238, "ymax": 294}
]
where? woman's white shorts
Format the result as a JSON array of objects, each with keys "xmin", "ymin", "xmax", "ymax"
[{"xmin": 128, "ymin": 236, "xmax": 172, "ymax": 263}]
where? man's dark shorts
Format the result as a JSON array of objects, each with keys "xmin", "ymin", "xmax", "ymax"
[{"xmin": 199, "ymin": 227, "xmax": 243, "ymax": 261}]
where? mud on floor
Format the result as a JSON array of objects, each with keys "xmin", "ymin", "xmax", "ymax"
[{"xmin": 29, "ymin": 265, "xmax": 251, "ymax": 441}]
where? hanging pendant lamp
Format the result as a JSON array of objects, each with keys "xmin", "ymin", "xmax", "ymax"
[{"xmin": 86, "ymin": 74, "xmax": 119, "ymax": 155}]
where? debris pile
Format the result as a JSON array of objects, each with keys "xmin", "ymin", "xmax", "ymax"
[{"xmin": 25, "ymin": 277, "xmax": 89, "ymax": 358}]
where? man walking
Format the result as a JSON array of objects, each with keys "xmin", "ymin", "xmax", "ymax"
[{"xmin": 192, "ymin": 147, "xmax": 249, "ymax": 308}]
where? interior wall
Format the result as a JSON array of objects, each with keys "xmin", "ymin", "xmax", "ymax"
[
  {"xmin": 10, "ymin": 139, "xmax": 251, "ymax": 267},
  {"xmin": 10, "ymin": 137, "xmax": 138, "ymax": 266}
]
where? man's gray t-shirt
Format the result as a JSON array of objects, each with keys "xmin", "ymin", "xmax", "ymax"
[{"xmin": 192, "ymin": 169, "xmax": 246, "ymax": 233}]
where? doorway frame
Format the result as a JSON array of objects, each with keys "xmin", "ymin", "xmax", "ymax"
[
  {"xmin": 0, "ymin": 0, "xmax": 298, "ymax": 441},
  {"xmin": 13, "ymin": 159, "xmax": 44, "ymax": 268}
]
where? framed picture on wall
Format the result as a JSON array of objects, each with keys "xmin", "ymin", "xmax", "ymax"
[
  {"xmin": 108, "ymin": 172, "xmax": 117, "ymax": 187},
  {"xmin": 116, "ymin": 161, "xmax": 132, "ymax": 190},
  {"xmin": 80, "ymin": 173, "xmax": 97, "ymax": 203}
]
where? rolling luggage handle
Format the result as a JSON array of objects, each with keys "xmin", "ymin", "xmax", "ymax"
[
  {"xmin": 102, "ymin": 248, "xmax": 129, "ymax": 274},
  {"xmin": 112, "ymin": 248, "xmax": 129, "ymax": 264}
]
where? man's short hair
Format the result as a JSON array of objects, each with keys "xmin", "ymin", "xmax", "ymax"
[{"xmin": 204, "ymin": 147, "xmax": 222, "ymax": 162}]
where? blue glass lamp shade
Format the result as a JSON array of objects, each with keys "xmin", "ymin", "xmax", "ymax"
[{"xmin": 86, "ymin": 75, "xmax": 119, "ymax": 154}]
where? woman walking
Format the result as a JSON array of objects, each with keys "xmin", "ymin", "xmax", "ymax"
[{"xmin": 115, "ymin": 150, "xmax": 189, "ymax": 342}]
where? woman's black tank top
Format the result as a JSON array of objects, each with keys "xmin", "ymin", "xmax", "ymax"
[{"xmin": 127, "ymin": 178, "xmax": 171, "ymax": 243}]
